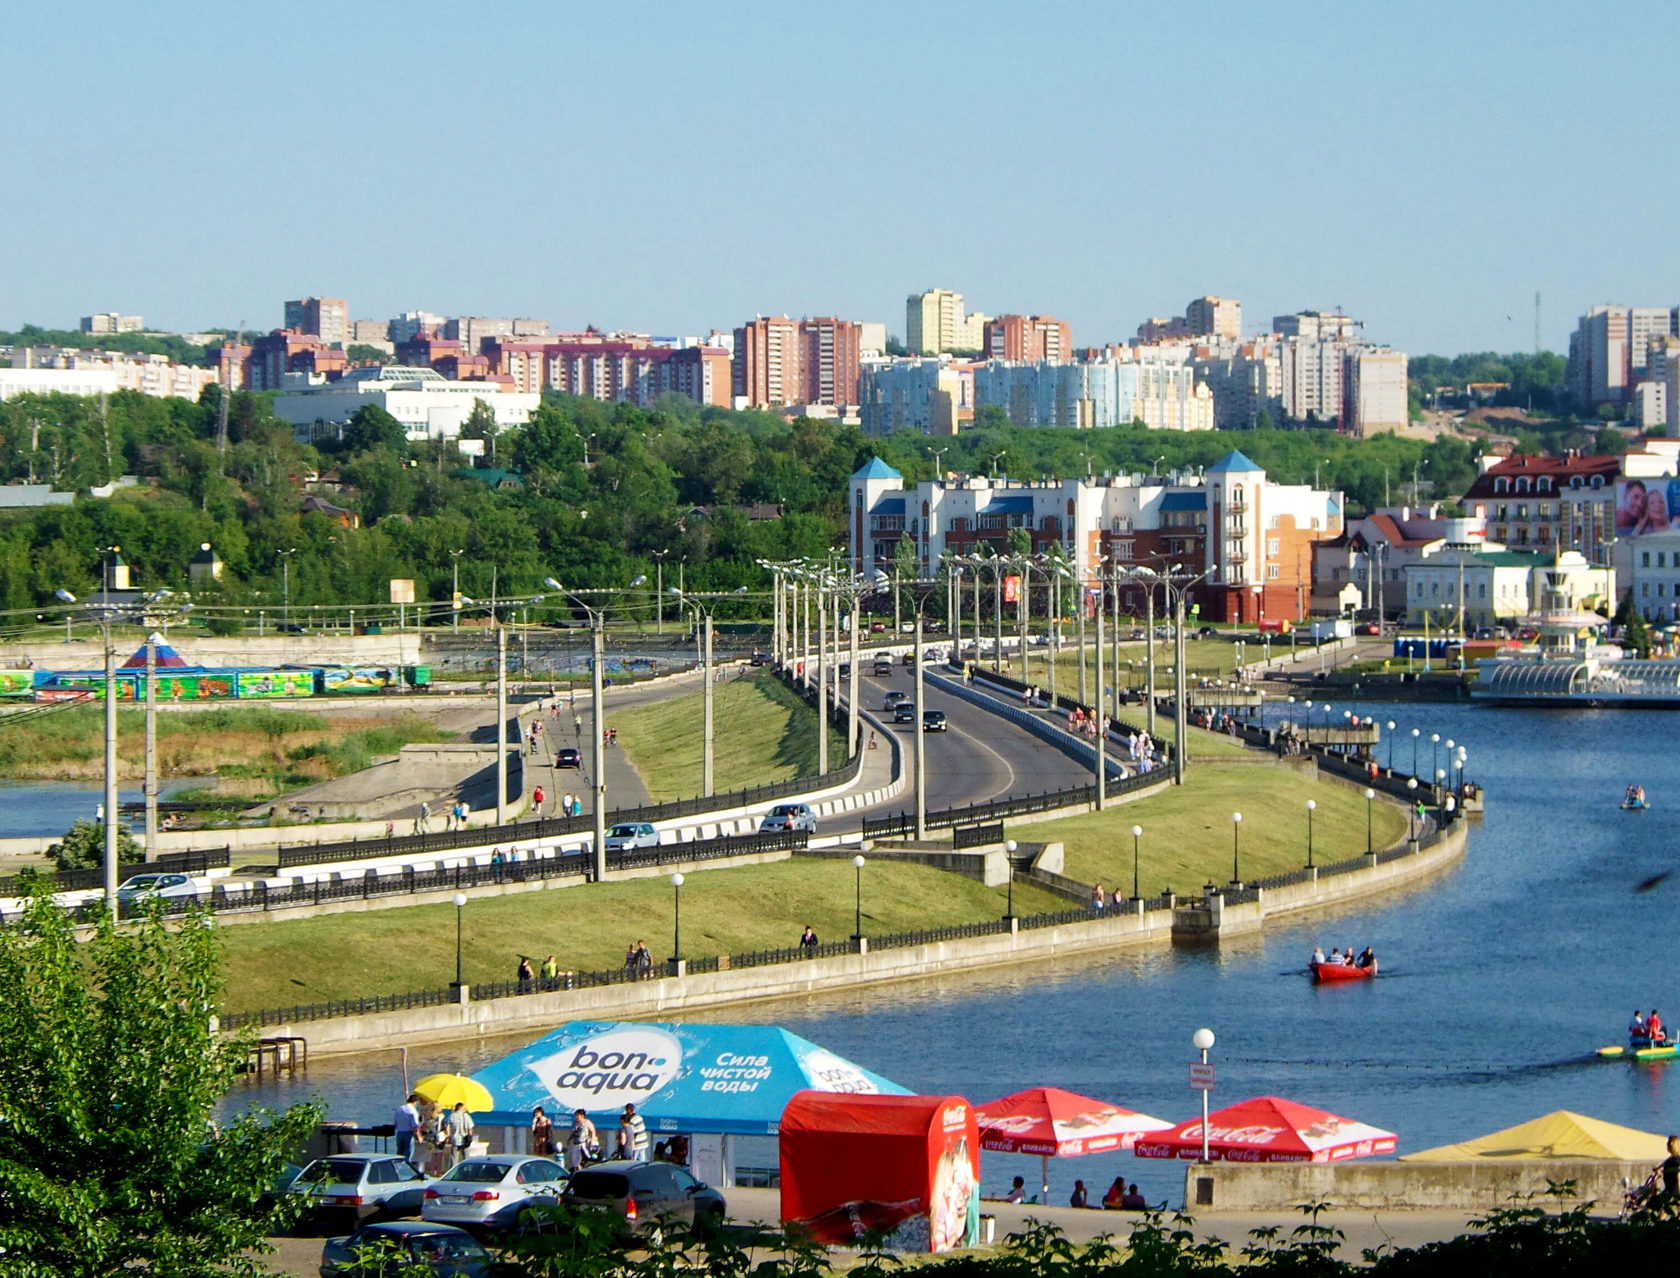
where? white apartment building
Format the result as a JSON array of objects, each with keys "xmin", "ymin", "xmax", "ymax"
[
  {"xmin": 274, "ymin": 366, "xmax": 537, "ymax": 444},
  {"xmin": 1196, "ymin": 342, "xmax": 1284, "ymax": 428},
  {"xmin": 1342, "ymin": 348, "xmax": 1409, "ymax": 435},
  {"xmin": 847, "ymin": 450, "xmax": 1340, "ymax": 624},
  {"xmin": 0, "ymin": 366, "xmax": 120, "ymax": 401},
  {"xmin": 1404, "ymin": 547, "xmax": 1611, "ymax": 629},
  {"xmin": 1312, "ymin": 505, "xmax": 1487, "ymax": 618},
  {"xmin": 973, "ymin": 356, "xmax": 1213, "ymax": 431},
  {"xmin": 858, "ymin": 358, "xmax": 972, "ymax": 436},
  {"xmin": 906, "ymin": 288, "xmax": 987, "ymax": 355},
  {"xmin": 81, "ymin": 313, "xmax": 143, "ymax": 334},
  {"xmin": 0, "ymin": 349, "xmax": 216, "ymax": 401}
]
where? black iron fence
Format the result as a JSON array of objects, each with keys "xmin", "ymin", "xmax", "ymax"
[
  {"xmin": 0, "ymin": 848, "xmax": 231, "ymax": 898},
  {"xmin": 951, "ymin": 822, "xmax": 1005, "ymax": 851}
]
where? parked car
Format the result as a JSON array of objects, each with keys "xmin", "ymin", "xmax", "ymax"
[
  {"xmin": 922, "ymin": 709, "xmax": 948, "ymax": 732},
  {"xmin": 893, "ymin": 703, "xmax": 917, "ymax": 724},
  {"xmin": 1127, "ymin": 628, "xmax": 1145, "ymax": 640},
  {"xmin": 604, "ymin": 822, "xmax": 659, "ymax": 852},
  {"xmin": 319, "ymin": 1220, "xmax": 507, "ymax": 1277},
  {"xmin": 276, "ymin": 622, "xmax": 307, "ymax": 635},
  {"xmin": 1355, "ymin": 622, "xmax": 1382, "ymax": 636},
  {"xmin": 290, "ymin": 1154, "xmax": 431, "ymax": 1229},
  {"xmin": 759, "ymin": 802, "xmax": 818, "ymax": 834},
  {"xmin": 868, "ymin": 621, "xmax": 886, "ymax": 633},
  {"xmin": 114, "ymin": 872, "xmax": 199, "ymax": 902},
  {"xmin": 421, "ymin": 1156, "xmax": 569, "ymax": 1233},
  {"xmin": 556, "ymin": 747, "xmax": 582, "ymax": 769},
  {"xmin": 1197, "ymin": 625, "xmax": 1217, "ymax": 638},
  {"xmin": 561, "ymin": 1159, "xmax": 726, "ymax": 1236},
  {"xmin": 749, "ymin": 651, "xmax": 770, "ymax": 666},
  {"xmin": 883, "ymin": 690, "xmax": 909, "ymax": 709}
]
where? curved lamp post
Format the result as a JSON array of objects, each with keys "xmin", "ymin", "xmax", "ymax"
[{"xmin": 1411, "ymin": 727, "xmax": 1420, "ymax": 776}]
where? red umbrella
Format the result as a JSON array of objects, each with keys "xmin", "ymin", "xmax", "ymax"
[
  {"xmin": 976, "ymin": 1087, "xmax": 1172, "ymax": 1202},
  {"xmin": 1133, "ymin": 1095, "xmax": 1396, "ymax": 1164}
]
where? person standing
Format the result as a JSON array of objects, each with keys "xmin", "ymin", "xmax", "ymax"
[
  {"xmin": 799, "ymin": 926, "xmax": 818, "ymax": 954},
  {"xmin": 541, "ymin": 954, "xmax": 558, "ymax": 983},
  {"xmin": 533, "ymin": 785, "xmax": 545, "ymax": 816},
  {"xmin": 444, "ymin": 1102, "xmax": 475, "ymax": 1166},
  {"xmin": 620, "ymin": 1103, "xmax": 649, "ymax": 1162},
  {"xmin": 530, "ymin": 1106, "xmax": 554, "ymax": 1157},
  {"xmin": 393, "ymin": 1093, "xmax": 422, "ymax": 1166},
  {"xmin": 567, "ymin": 1108, "xmax": 599, "ymax": 1172}
]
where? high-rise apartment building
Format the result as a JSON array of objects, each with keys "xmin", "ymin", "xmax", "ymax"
[
  {"xmin": 907, "ymin": 289, "xmax": 962, "ymax": 355},
  {"xmin": 81, "ymin": 313, "xmax": 144, "ymax": 334},
  {"xmin": 481, "ymin": 337, "xmax": 729, "ymax": 407},
  {"xmin": 984, "ymin": 315, "xmax": 1072, "ymax": 363},
  {"xmin": 732, "ymin": 316, "xmax": 862, "ymax": 408},
  {"xmin": 1186, "ymin": 296, "xmax": 1242, "ymax": 341},
  {"xmin": 283, "ymin": 297, "xmax": 348, "ymax": 347},
  {"xmin": 1341, "ymin": 348, "xmax": 1409, "ymax": 437},
  {"xmin": 1274, "ymin": 310, "xmax": 1362, "ymax": 342}
]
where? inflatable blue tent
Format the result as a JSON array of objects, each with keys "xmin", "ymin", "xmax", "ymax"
[{"xmin": 472, "ymin": 1020, "xmax": 908, "ymax": 1135}]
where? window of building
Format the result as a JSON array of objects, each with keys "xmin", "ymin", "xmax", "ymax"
[
  {"xmin": 1494, "ymin": 477, "xmax": 1508, "ymax": 493},
  {"xmin": 1517, "ymin": 477, "xmax": 1530, "ymax": 493},
  {"xmin": 1642, "ymin": 582, "xmax": 1650, "ymax": 597},
  {"xmin": 1266, "ymin": 537, "xmax": 1280, "ymax": 556},
  {"xmin": 1662, "ymin": 553, "xmax": 1669, "ymax": 569},
  {"xmin": 1114, "ymin": 540, "xmax": 1134, "ymax": 560},
  {"xmin": 1431, "ymin": 581, "xmax": 1439, "ymax": 597},
  {"xmin": 1570, "ymin": 475, "xmax": 1582, "ymax": 488},
  {"xmin": 1643, "ymin": 551, "xmax": 1652, "ymax": 567},
  {"xmin": 1592, "ymin": 475, "xmax": 1605, "ymax": 488},
  {"xmin": 1267, "ymin": 564, "xmax": 1280, "ymax": 579},
  {"xmin": 1539, "ymin": 476, "xmax": 1551, "ymax": 491},
  {"xmin": 1478, "ymin": 583, "xmax": 1486, "ymax": 598}
]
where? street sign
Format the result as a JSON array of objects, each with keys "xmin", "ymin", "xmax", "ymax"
[{"xmin": 1189, "ymin": 1062, "xmax": 1216, "ymax": 1091}]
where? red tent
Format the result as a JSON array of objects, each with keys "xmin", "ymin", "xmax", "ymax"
[
  {"xmin": 780, "ymin": 1091, "xmax": 981, "ymax": 1254},
  {"xmin": 1133, "ymin": 1095, "xmax": 1396, "ymax": 1164}
]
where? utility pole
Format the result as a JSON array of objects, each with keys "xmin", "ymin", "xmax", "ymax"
[
  {"xmin": 1144, "ymin": 583, "xmax": 1157, "ymax": 735},
  {"xmin": 992, "ymin": 560, "xmax": 1003, "ymax": 673},
  {"xmin": 145, "ymin": 636, "xmax": 158, "ymax": 859},
  {"xmin": 703, "ymin": 614, "xmax": 715, "ymax": 795},
  {"xmin": 590, "ymin": 616, "xmax": 607, "ymax": 881},
  {"xmin": 1018, "ymin": 560, "xmax": 1030, "ymax": 685},
  {"xmin": 103, "ymin": 625, "xmax": 119, "ymax": 915},
  {"xmin": 1076, "ymin": 569, "xmax": 1088, "ymax": 706},
  {"xmin": 1174, "ymin": 588, "xmax": 1189, "ymax": 785},
  {"xmin": 1094, "ymin": 580, "xmax": 1106, "ymax": 809},
  {"xmin": 496, "ymin": 623, "xmax": 508, "ymax": 825},
  {"xmin": 816, "ymin": 577, "xmax": 828, "ymax": 775},
  {"xmin": 913, "ymin": 611, "xmax": 927, "ymax": 839},
  {"xmin": 848, "ymin": 589, "xmax": 860, "ymax": 755}
]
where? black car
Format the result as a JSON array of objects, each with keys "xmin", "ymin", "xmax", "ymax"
[
  {"xmin": 319, "ymin": 1221, "xmax": 510, "ymax": 1277},
  {"xmin": 561, "ymin": 1160, "xmax": 726, "ymax": 1235},
  {"xmin": 872, "ymin": 658, "xmax": 893, "ymax": 675},
  {"xmin": 893, "ymin": 703, "xmax": 917, "ymax": 724},
  {"xmin": 922, "ymin": 709, "xmax": 948, "ymax": 732},
  {"xmin": 749, "ymin": 651, "xmax": 770, "ymax": 666},
  {"xmin": 277, "ymin": 622, "xmax": 307, "ymax": 634},
  {"xmin": 556, "ymin": 747, "xmax": 582, "ymax": 769}
]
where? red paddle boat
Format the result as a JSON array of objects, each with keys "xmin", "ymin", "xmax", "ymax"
[{"xmin": 1311, "ymin": 960, "xmax": 1375, "ymax": 983}]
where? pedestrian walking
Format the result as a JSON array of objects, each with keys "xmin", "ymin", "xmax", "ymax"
[
  {"xmin": 443, "ymin": 1102, "xmax": 475, "ymax": 1166},
  {"xmin": 415, "ymin": 801, "xmax": 431, "ymax": 834},
  {"xmin": 620, "ymin": 1103, "xmax": 649, "ymax": 1162},
  {"xmin": 517, "ymin": 955, "xmax": 534, "ymax": 991},
  {"xmin": 541, "ymin": 954, "xmax": 558, "ymax": 982},
  {"xmin": 393, "ymin": 1093, "xmax": 422, "ymax": 1166},
  {"xmin": 566, "ymin": 1108, "xmax": 599, "ymax": 1171},
  {"xmin": 799, "ymin": 925, "xmax": 819, "ymax": 954},
  {"xmin": 533, "ymin": 784, "xmax": 545, "ymax": 815},
  {"xmin": 635, "ymin": 939, "xmax": 653, "ymax": 979}
]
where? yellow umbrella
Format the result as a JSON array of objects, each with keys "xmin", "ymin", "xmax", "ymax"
[
  {"xmin": 414, "ymin": 1073, "xmax": 493, "ymax": 1112},
  {"xmin": 1400, "ymin": 1110, "xmax": 1668, "ymax": 1162}
]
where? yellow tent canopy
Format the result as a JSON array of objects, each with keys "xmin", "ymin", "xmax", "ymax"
[{"xmin": 1401, "ymin": 1110, "xmax": 1669, "ymax": 1163}]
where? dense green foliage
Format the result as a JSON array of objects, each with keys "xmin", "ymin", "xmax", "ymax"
[
  {"xmin": 0, "ymin": 324, "xmax": 216, "ymax": 365},
  {"xmin": 0, "ymin": 893, "xmax": 321, "ymax": 1275},
  {"xmin": 1408, "ymin": 350, "xmax": 1568, "ymax": 412},
  {"xmin": 0, "ymin": 382, "xmax": 1548, "ymax": 621},
  {"xmin": 45, "ymin": 817, "xmax": 141, "ymax": 872}
]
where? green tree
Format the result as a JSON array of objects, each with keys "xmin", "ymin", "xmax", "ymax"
[
  {"xmin": 0, "ymin": 892, "xmax": 322, "ymax": 1275},
  {"xmin": 47, "ymin": 817, "xmax": 141, "ymax": 872},
  {"xmin": 341, "ymin": 403, "xmax": 406, "ymax": 454},
  {"xmin": 460, "ymin": 399, "xmax": 500, "ymax": 464}
]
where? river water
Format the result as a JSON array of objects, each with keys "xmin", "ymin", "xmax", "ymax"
[
  {"xmin": 229, "ymin": 701, "xmax": 1679, "ymax": 1204},
  {"xmin": 0, "ymin": 780, "xmax": 201, "ymax": 838}
]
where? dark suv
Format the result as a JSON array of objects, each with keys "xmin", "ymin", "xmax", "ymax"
[{"xmin": 561, "ymin": 1160, "xmax": 725, "ymax": 1235}]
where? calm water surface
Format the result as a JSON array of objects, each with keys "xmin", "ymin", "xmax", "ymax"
[{"xmin": 230, "ymin": 702, "xmax": 1679, "ymax": 1203}]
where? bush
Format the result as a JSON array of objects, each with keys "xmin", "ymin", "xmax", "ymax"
[{"xmin": 48, "ymin": 817, "xmax": 141, "ymax": 872}]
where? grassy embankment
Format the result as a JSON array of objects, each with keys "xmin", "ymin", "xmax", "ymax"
[
  {"xmin": 0, "ymin": 705, "xmax": 454, "ymax": 799},
  {"xmin": 215, "ymin": 860, "xmax": 1068, "ymax": 1011},
  {"xmin": 610, "ymin": 672, "xmax": 848, "ymax": 801},
  {"xmin": 214, "ymin": 761, "xmax": 1409, "ymax": 1013}
]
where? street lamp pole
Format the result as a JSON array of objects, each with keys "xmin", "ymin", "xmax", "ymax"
[
  {"xmin": 450, "ymin": 549, "xmax": 464, "ymax": 631},
  {"xmin": 1193, "ymin": 1028, "xmax": 1216, "ymax": 1163},
  {"xmin": 1093, "ymin": 567, "xmax": 1106, "ymax": 809},
  {"xmin": 453, "ymin": 892, "xmax": 467, "ymax": 992},
  {"xmin": 1386, "ymin": 720, "xmax": 1396, "ymax": 773},
  {"xmin": 102, "ymin": 619, "xmax": 118, "ymax": 912},
  {"xmin": 496, "ymin": 622, "xmax": 509, "ymax": 825},
  {"xmin": 816, "ymin": 574, "xmax": 828, "ymax": 776},
  {"xmin": 1306, "ymin": 799, "xmax": 1316, "ymax": 868},
  {"xmin": 1003, "ymin": 839, "xmax": 1017, "ymax": 922},
  {"xmin": 914, "ymin": 610, "xmax": 927, "ymax": 838},
  {"xmin": 1230, "ymin": 811, "xmax": 1243, "ymax": 886},
  {"xmin": 1131, "ymin": 824, "xmax": 1142, "ymax": 902},
  {"xmin": 670, "ymin": 872, "xmax": 684, "ymax": 965},
  {"xmin": 1364, "ymin": 787, "xmax": 1376, "ymax": 853},
  {"xmin": 279, "ymin": 547, "xmax": 297, "ymax": 625},
  {"xmin": 852, "ymin": 854, "xmax": 866, "ymax": 948}
]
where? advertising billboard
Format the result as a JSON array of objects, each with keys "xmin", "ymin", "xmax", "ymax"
[
  {"xmin": 1616, "ymin": 478, "xmax": 1680, "ymax": 536},
  {"xmin": 1003, "ymin": 575, "xmax": 1021, "ymax": 603},
  {"xmin": 0, "ymin": 671, "xmax": 33, "ymax": 697}
]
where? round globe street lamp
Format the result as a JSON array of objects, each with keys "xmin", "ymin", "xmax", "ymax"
[
  {"xmin": 1385, "ymin": 720, "xmax": 1396, "ymax": 773},
  {"xmin": 1230, "ymin": 812, "xmax": 1244, "ymax": 887},
  {"xmin": 1304, "ymin": 699, "xmax": 1313, "ymax": 746},
  {"xmin": 1435, "ymin": 769, "xmax": 1447, "ymax": 806},
  {"xmin": 1004, "ymin": 840, "xmax": 1018, "ymax": 922},
  {"xmin": 452, "ymin": 892, "xmax": 468, "ymax": 993},
  {"xmin": 1305, "ymin": 799, "xmax": 1317, "ymax": 868},
  {"xmin": 1411, "ymin": 727, "xmax": 1420, "ymax": 776},
  {"xmin": 1364, "ymin": 788, "xmax": 1376, "ymax": 853},
  {"xmin": 670, "ymin": 873, "xmax": 685, "ymax": 967},
  {"xmin": 1406, "ymin": 777, "xmax": 1419, "ymax": 840},
  {"xmin": 1131, "ymin": 825, "xmax": 1144, "ymax": 903},
  {"xmin": 1193, "ymin": 1028, "xmax": 1216, "ymax": 1163},
  {"xmin": 1431, "ymin": 732, "xmax": 1441, "ymax": 778},
  {"xmin": 852, "ymin": 854, "xmax": 867, "ymax": 947}
]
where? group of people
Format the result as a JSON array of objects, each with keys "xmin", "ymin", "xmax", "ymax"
[
  {"xmin": 1066, "ymin": 706, "xmax": 1110, "ymax": 741},
  {"xmin": 623, "ymin": 939, "xmax": 655, "ymax": 977},
  {"xmin": 514, "ymin": 954, "xmax": 570, "ymax": 990},
  {"xmin": 1091, "ymin": 884, "xmax": 1127, "ymax": 913},
  {"xmin": 999, "ymin": 1175, "xmax": 1147, "ymax": 1211},
  {"xmin": 1629, "ymin": 1008, "xmax": 1668, "ymax": 1045},
  {"xmin": 1311, "ymin": 944, "xmax": 1378, "ymax": 971},
  {"xmin": 1122, "ymin": 730, "xmax": 1161, "ymax": 771},
  {"xmin": 1189, "ymin": 708, "xmax": 1244, "ymax": 737},
  {"xmin": 391, "ymin": 1094, "xmax": 479, "ymax": 1175},
  {"xmin": 412, "ymin": 799, "xmax": 476, "ymax": 834},
  {"xmin": 1626, "ymin": 784, "xmax": 1649, "ymax": 807},
  {"xmin": 529, "ymin": 1102, "xmax": 657, "ymax": 1171}
]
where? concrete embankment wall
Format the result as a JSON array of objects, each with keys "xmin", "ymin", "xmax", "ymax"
[
  {"xmin": 256, "ymin": 821, "xmax": 1467, "ymax": 1058},
  {"xmin": 1184, "ymin": 1156, "xmax": 1640, "ymax": 1212}
]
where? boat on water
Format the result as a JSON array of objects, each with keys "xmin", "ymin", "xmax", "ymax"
[
  {"xmin": 1598, "ymin": 1038, "xmax": 1678, "ymax": 1062},
  {"xmin": 1311, "ymin": 961, "xmax": 1375, "ymax": 984},
  {"xmin": 1476, "ymin": 657, "xmax": 1680, "ymax": 708},
  {"xmin": 1622, "ymin": 798, "xmax": 1651, "ymax": 811}
]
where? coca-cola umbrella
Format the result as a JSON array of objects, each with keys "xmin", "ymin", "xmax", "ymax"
[
  {"xmin": 1133, "ymin": 1095, "xmax": 1396, "ymax": 1164},
  {"xmin": 976, "ymin": 1086, "xmax": 1172, "ymax": 1202}
]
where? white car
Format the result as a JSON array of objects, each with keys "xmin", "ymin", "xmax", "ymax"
[
  {"xmin": 114, "ymin": 872, "xmax": 199, "ymax": 902},
  {"xmin": 288, "ymin": 1154, "xmax": 431, "ymax": 1228},
  {"xmin": 759, "ymin": 803, "xmax": 817, "ymax": 834},
  {"xmin": 421, "ymin": 1155, "xmax": 569, "ymax": 1232},
  {"xmin": 604, "ymin": 822, "xmax": 658, "ymax": 851}
]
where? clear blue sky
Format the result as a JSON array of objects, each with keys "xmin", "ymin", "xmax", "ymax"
[{"xmin": 3, "ymin": 1, "xmax": 1674, "ymax": 356}]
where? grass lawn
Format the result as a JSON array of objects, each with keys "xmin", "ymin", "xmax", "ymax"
[
  {"xmin": 611, "ymin": 672, "xmax": 848, "ymax": 801},
  {"xmin": 0, "ymin": 704, "xmax": 453, "ymax": 796},
  {"xmin": 215, "ymin": 858, "xmax": 1067, "ymax": 1012},
  {"xmin": 1035, "ymin": 764, "xmax": 1409, "ymax": 895}
]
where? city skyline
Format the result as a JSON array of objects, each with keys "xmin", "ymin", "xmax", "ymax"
[{"xmin": 3, "ymin": 2, "xmax": 1676, "ymax": 355}]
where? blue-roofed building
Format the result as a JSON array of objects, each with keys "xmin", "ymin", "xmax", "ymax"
[{"xmin": 844, "ymin": 453, "xmax": 1343, "ymax": 622}]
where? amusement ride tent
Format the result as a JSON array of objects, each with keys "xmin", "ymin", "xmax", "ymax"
[
  {"xmin": 1400, "ymin": 1111, "xmax": 1668, "ymax": 1163},
  {"xmin": 120, "ymin": 636, "xmax": 189, "ymax": 668},
  {"xmin": 976, "ymin": 1086, "xmax": 1171, "ymax": 1200},
  {"xmin": 1133, "ymin": 1096, "xmax": 1396, "ymax": 1164},
  {"xmin": 471, "ymin": 1020, "xmax": 907, "ymax": 1133}
]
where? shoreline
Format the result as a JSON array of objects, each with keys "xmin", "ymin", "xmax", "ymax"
[{"xmin": 237, "ymin": 819, "xmax": 1468, "ymax": 1060}]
